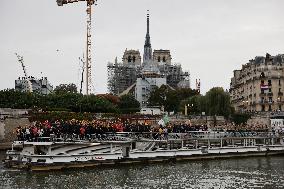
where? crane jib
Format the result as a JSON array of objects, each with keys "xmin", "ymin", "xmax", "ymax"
[{"xmin": 56, "ymin": 0, "xmax": 96, "ymax": 6}]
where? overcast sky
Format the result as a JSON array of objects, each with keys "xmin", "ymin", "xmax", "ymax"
[{"xmin": 0, "ymin": 0, "xmax": 284, "ymax": 94}]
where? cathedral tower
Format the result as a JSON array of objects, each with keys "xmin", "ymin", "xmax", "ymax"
[{"xmin": 143, "ymin": 10, "xmax": 152, "ymax": 63}]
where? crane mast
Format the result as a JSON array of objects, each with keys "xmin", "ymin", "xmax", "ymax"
[
  {"xmin": 56, "ymin": 0, "xmax": 97, "ymax": 95},
  {"xmin": 86, "ymin": 1, "xmax": 92, "ymax": 95},
  {"xmin": 79, "ymin": 55, "xmax": 85, "ymax": 94},
  {"xmin": 15, "ymin": 53, "xmax": 33, "ymax": 93}
]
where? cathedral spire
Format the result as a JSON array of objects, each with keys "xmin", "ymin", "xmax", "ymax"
[
  {"xmin": 146, "ymin": 10, "xmax": 150, "ymax": 43},
  {"xmin": 143, "ymin": 10, "xmax": 152, "ymax": 63}
]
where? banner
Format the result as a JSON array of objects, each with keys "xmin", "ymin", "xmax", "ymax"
[{"xmin": 158, "ymin": 119, "xmax": 165, "ymax": 126}]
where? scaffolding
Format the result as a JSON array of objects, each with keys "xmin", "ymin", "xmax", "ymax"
[
  {"xmin": 107, "ymin": 62, "xmax": 190, "ymax": 95},
  {"xmin": 107, "ymin": 63, "xmax": 141, "ymax": 95}
]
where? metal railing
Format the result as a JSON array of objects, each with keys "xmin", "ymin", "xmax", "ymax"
[{"xmin": 15, "ymin": 131, "xmax": 282, "ymax": 143}]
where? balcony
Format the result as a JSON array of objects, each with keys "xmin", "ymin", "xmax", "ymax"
[
  {"xmin": 259, "ymin": 93, "xmax": 266, "ymax": 97},
  {"xmin": 267, "ymin": 92, "xmax": 273, "ymax": 96},
  {"xmin": 276, "ymin": 100, "xmax": 284, "ymax": 104},
  {"xmin": 278, "ymin": 92, "xmax": 283, "ymax": 96}
]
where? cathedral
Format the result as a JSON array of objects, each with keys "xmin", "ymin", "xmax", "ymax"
[{"xmin": 107, "ymin": 11, "xmax": 190, "ymax": 107}]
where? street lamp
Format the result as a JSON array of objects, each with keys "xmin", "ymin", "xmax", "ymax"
[
  {"xmin": 184, "ymin": 104, "xmax": 193, "ymax": 116},
  {"xmin": 184, "ymin": 104, "xmax": 189, "ymax": 116}
]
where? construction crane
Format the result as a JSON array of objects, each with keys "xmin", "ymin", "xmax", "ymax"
[
  {"xmin": 15, "ymin": 53, "xmax": 33, "ymax": 93},
  {"xmin": 56, "ymin": 0, "xmax": 98, "ymax": 95},
  {"xmin": 79, "ymin": 54, "xmax": 85, "ymax": 94}
]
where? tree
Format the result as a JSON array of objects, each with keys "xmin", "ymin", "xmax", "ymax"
[
  {"xmin": 180, "ymin": 95, "xmax": 205, "ymax": 115},
  {"xmin": 205, "ymin": 87, "xmax": 232, "ymax": 118},
  {"xmin": 148, "ymin": 85, "xmax": 168, "ymax": 107},
  {"xmin": 118, "ymin": 94, "xmax": 140, "ymax": 113},
  {"xmin": 96, "ymin": 94, "xmax": 120, "ymax": 105},
  {"xmin": 54, "ymin": 83, "xmax": 78, "ymax": 94},
  {"xmin": 231, "ymin": 113, "xmax": 251, "ymax": 125},
  {"xmin": 0, "ymin": 88, "xmax": 119, "ymax": 113},
  {"xmin": 148, "ymin": 85, "xmax": 199, "ymax": 113},
  {"xmin": 179, "ymin": 87, "xmax": 233, "ymax": 118}
]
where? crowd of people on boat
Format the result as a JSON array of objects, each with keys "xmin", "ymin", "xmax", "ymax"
[
  {"xmin": 14, "ymin": 118, "xmax": 280, "ymax": 142},
  {"xmin": 14, "ymin": 119, "xmax": 208, "ymax": 141}
]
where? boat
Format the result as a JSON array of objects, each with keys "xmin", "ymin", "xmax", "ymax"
[{"xmin": 4, "ymin": 131, "xmax": 284, "ymax": 171}]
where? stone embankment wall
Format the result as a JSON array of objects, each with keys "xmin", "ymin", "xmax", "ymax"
[
  {"xmin": 247, "ymin": 115, "xmax": 270, "ymax": 127},
  {"xmin": 0, "ymin": 118, "xmax": 30, "ymax": 142},
  {"xmin": 0, "ymin": 121, "xmax": 4, "ymax": 141}
]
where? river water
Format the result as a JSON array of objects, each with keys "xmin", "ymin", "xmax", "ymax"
[{"xmin": 0, "ymin": 152, "xmax": 284, "ymax": 189}]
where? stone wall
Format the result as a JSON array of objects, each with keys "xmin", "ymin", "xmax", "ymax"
[
  {"xmin": 247, "ymin": 115, "xmax": 270, "ymax": 127},
  {"xmin": 0, "ymin": 121, "xmax": 4, "ymax": 141},
  {"xmin": 0, "ymin": 118, "xmax": 30, "ymax": 142}
]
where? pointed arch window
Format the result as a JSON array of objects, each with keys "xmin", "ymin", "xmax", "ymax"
[{"xmin": 163, "ymin": 56, "xmax": 166, "ymax": 62}]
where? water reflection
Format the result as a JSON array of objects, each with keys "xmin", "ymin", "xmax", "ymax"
[{"xmin": 0, "ymin": 156, "xmax": 284, "ymax": 189}]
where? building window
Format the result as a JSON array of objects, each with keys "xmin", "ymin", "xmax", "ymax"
[
  {"xmin": 260, "ymin": 72, "xmax": 265, "ymax": 78},
  {"xmin": 158, "ymin": 56, "xmax": 161, "ymax": 62},
  {"xmin": 279, "ymin": 79, "xmax": 281, "ymax": 86},
  {"xmin": 261, "ymin": 89, "xmax": 264, "ymax": 94},
  {"xmin": 279, "ymin": 105, "xmax": 282, "ymax": 111},
  {"xmin": 163, "ymin": 56, "xmax": 166, "ymax": 62},
  {"xmin": 128, "ymin": 56, "xmax": 131, "ymax": 62},
  {"xmin": 262, "ymin": 105, "xmax": 265, "ymax": 111},
  {"xmin": 268, "ymin": 80, "xmax": 272, "ymax": 86},
  {"xmin": 269, "ymin": 97, "xmax": 272, "ymax": 103},
  {"xmin": 133, "ymin": 56, "xmax": 136, "ymax": 63},
  {"xmin": 261, "ymin": 80, "xmax": 264, "ymax": 85},
  {"xmin": 279, "ymin": 88, "xmax": 281, "ymax": 92},
  {"xmin": 269, "ymin": 105, "xmax": 272, "ymax": 111}
]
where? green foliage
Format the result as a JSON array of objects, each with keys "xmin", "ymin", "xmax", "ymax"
[
  {"xmin": 180, "ymin": 87, "xmax": 233, "ymax": 118},
  {"xmin": 148, "ymin": 85, "xmax": 199, "ymax": 112},
  {"xmin": 0, "ymin": 88, "xmax": 118, "ymax": 113},
  {"xmin": 231, "ymin": 113, "xmax": 251, "ymax": 125},
  {"xmin": 29, "ymin": 111, "xmax": 95, "ymax": 122},
  {"xmin": 118, "ymin": 94, "xmax": 140, "ymax": 114},
  {"xmin": 205, "ymin": 87, "xmax": 232, "ymax": 118},
  {"xmin": 0, "ymin": 89, "xmax": 34, "ymax": 109},
  {"xmin": 54, "ymin": 83, "xmax": 78, "ymax": 94},
  {"xmin": 180, "ymin": 95, "xmax": 206, "ymax": 114},
  {"xmin": 147, "ymin": 85, "xmax": 167, "ymax": 107}
]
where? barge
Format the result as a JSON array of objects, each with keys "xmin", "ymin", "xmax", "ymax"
[{"xmin": 4, "ymin": 131, "xmax": 284, "ymax": 171}]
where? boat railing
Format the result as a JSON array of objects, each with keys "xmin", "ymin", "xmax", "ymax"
[{"xmin": 13, "ymin": 131, "xmax": 282, "ymax": 143}]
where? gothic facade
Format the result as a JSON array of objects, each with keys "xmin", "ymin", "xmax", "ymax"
[{"xmin": 107, "ymin": 11, "xmax": 190, "ymax": 107}]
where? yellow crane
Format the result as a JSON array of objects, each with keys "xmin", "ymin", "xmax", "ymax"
[{"xmin": 56, "ymin": 0, "xmax": 98, "ymax": 95}]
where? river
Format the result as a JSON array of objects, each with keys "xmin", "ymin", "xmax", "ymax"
[{"xmin": 0, "ymin": 152, "xmax": 284, "ymax": 189}]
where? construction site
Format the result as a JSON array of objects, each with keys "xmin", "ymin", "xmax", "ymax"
[
  {"xmin": 107, "ymin": 54, "xmax": 191, "ymax": 96},
  {"xmin": 13, "ymin": 0, "xmax": 193, "ymax": 106},
  {"xmin": 14, "ymin": 0, "xmax": 97, "ymax": 95},
  {"xmin": 107, "ymin": 14, "xmax": 191, "ymax": 98}
]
